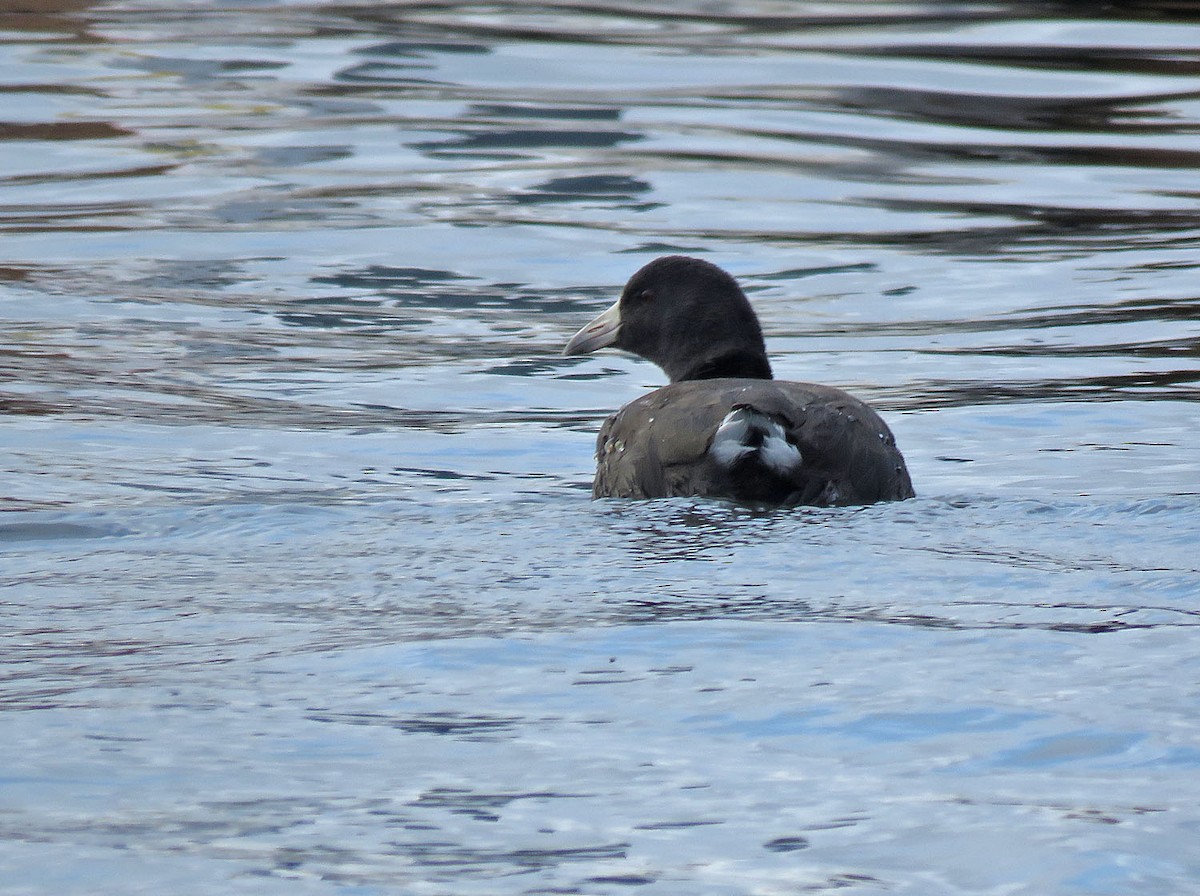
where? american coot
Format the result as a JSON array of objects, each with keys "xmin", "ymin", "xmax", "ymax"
[{"xmin": 563, "ymin": 256, "xmax": 914, "ymax": 507}]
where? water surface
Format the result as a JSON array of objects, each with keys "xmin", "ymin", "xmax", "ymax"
[{"xmin": 2, "ymin": 2, "xmax": 1199, "ymax": 893}]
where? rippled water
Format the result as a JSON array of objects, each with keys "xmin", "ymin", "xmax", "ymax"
[{"xmin": 3, "ymin": 2, "xmax": 1200, "ymax": 893}]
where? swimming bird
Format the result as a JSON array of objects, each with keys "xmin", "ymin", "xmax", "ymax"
[{"xmin": 563, "ymin": 256, "xmax": 914, "ymax": 506}]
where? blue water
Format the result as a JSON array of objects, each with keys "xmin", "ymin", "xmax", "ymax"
[{"xmin": 2, "ymin": 2, "xmax": 1200, "ymax": 893}]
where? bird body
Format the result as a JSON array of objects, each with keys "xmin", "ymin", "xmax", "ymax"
[
  {"xmin": 593, "ymin": 378, "xmax": 911, "ymax": 507},
  {"xmin": 564, "ymin": 256, "xmax": 914, "ymax": 507}
]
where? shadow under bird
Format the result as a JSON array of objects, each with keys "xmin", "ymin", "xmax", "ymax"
[{"xmin": 563, "ymin": 256, "xmax": 914, "ymax": 507}]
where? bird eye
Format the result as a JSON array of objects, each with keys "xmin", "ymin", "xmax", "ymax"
[{"xmin": 638, "ymin": 288, "xmax": 654, "ymax": 303}]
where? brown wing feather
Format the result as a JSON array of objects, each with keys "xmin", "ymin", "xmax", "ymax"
[{"xmin": 593, "ymin": 378, "xmax": 913, "ymax": 506}]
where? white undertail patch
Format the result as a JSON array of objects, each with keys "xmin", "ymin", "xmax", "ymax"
[
  {"xmin": 709, "ymin": 406, "xmax": 803, "ymax": 475},
  {"xmin": 759, "ymin": 429, "xmax": 804, "ymax": 474}
]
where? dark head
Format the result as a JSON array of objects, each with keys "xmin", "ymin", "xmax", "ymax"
[{"xmin": 563, "ymin": 256, "xmax": 773, "ymax": 382}]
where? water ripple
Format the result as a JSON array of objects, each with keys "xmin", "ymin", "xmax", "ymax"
[{"xmin": 4, "ymin": 4, "xmax": 1200, "ymax": 894}]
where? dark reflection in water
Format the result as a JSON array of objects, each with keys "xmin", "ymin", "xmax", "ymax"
[
  {"xmin": 411, "ymin": 128, "xmax": 645, "ymax": 158},
  {"xmin": 868, "ymin": 38, "xmax": 1200, "ymax": 77},
  {"xmin": 901, "ymin": 368, "xmax": 1200, "ymax": 408},
  {"xmin": 510, "ymin": 174, "xmax": 656, "ymax": 208},
  {"xmin": 828, "ymin": 85, "xmax": 1200, "ymax": 133},
  {"xmin": 863, "ymin": 197, "xmax": 1200, "ymax": 249},
  {"xmin": 305, "ymin": 710, "xmax": 523, "ymax": 740}
]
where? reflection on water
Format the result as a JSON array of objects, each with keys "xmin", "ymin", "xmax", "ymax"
[{"xmin": 3, "ymin": 2, "xmax": 1200, "ymax": 894}]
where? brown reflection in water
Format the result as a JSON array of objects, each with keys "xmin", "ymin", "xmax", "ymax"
[
  {"xmin": 0, "ymin": 121, "xmax": 131, "ymax": 141},
  {"xmin": 0, "ymin": 0, "xmax": 100, "ymax": 39}
]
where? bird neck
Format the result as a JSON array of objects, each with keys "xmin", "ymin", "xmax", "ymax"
[{"xmin": 674, "ymin": 350, "xmax": 773, "ymax": 382}]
